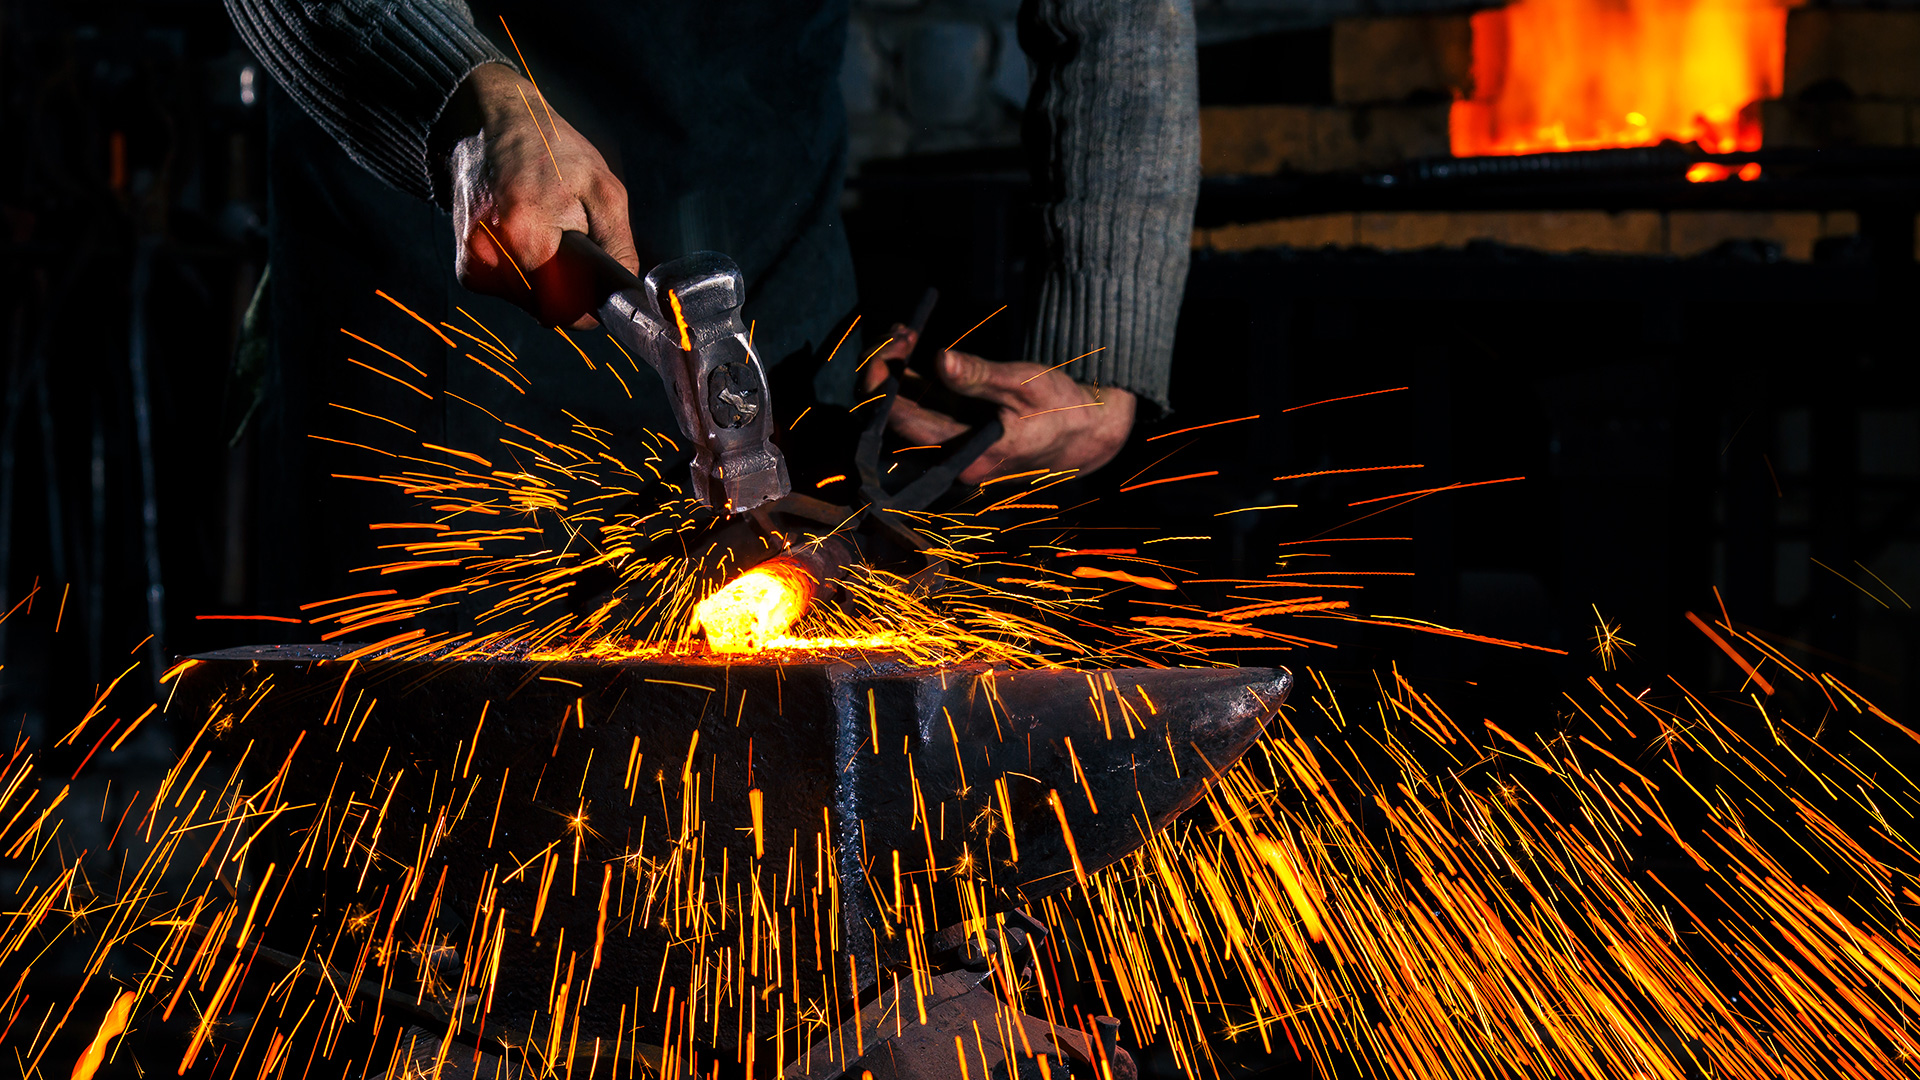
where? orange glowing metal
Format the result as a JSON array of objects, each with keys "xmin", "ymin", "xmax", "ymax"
[
  {"xmin": 1686, "ymin": 160, "xmax": 1764, "ymax": 182},
  {"xmin": 667, "ymin": 289, "xmax": 692, "ymax": 351},
  {"xmin": 1452, "ymin": 0, "xmax": 1787, "ymax": 157},
  {"xmin": 691, "ymin": 557, "xmax": 817, "ymax": 652},
  {"xmin": 1071, "ymin": 566, "xmax": 1177, "ymax": 591},
  {"xmin": 70, "ymin": 990, "xmax": 134, "ymax": 1080}
]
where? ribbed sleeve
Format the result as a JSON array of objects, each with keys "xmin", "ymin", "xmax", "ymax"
[
  {"xmin": 1019, "ymin": 0, "xmax": 1199, "ymax": 412},
  {"xmin": 227, "ymin": 0, "xmax": 511, "ymax": 202}
]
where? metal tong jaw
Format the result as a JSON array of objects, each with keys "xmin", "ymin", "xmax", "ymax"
[
  {"xmin": 857, "ymin": 287, "xmax": 1002, "ymax": 520},
  {"xmin": 567, "ymin": 233, "xmax": 791, "ymax": 514}
]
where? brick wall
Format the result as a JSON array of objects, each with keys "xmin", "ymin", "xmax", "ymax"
[{"xmin": 1765, "ymin": 7, "xmax": 1920, "ymax": 149}]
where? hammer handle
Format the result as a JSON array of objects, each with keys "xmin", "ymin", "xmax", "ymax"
[{"xmin": 555, "ymin": 230, "xmax": 643, "ymax": 313}]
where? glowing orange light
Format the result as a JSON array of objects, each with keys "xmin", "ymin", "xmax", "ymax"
[
  {"xmin": 1452, "ymin": 0, "xmax": 1788, "ymax": 157},
  {"xmin": 1684, "ymin": 160, "xmax": 1759, "ymax": 182},
  {"xmin": 691, "ymin": 557, "xmax": 816, "ymax": 652},
  {"xmin": 71, "ymin": 990, "xmax": 135, "ymax": 1080}
]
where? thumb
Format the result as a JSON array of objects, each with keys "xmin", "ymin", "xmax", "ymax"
[
  {"xmin": 933, "ymin": 349, "xmax": 1029, "ymax": 407},
  {"xmin": 862, "ymin": 323, "xmax": 915, "ymax": 393},
  {"xmin": 938, "ymin": 350, "xmax": 1023, "ymax": 407},
  {"xmin": 588, "ymin": 210, "xmax": 641, "ymax": 279}
]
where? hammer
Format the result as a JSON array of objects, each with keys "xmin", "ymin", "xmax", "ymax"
[{"xmin": 552, "ymin": 230, "xmax": 790, "ymax": 514}]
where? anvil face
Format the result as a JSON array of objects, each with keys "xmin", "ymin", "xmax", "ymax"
[{"xmin": 175, "ymin": 645, "xmax": 1289, "ymax": 1055}]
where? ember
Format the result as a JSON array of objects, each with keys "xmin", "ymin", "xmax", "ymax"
[{"xmin": 1451, "ymin": 0, "xmax": 1788, "ymax": 156}]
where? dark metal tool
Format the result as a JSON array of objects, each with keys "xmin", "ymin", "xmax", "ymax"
[
  {"xmin": 888, "ymin": 286, "xmax": 998, "ymax": 432},
  {"xmin": 558, "ymin": 288, "xmax": 1009, "ymax": 630},
  {"xmin": 555, "ymin": 231, "xmax": 789, "ymax": 513},
  {"xmin": 859, "ymin": 287, "xmax": 1004, "ymax": 520},
  {"xmin": 173, "ymin": 646, "xmax": 1291, "ymax": 1063}
]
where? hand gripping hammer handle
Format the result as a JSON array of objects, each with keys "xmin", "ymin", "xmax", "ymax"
[{"xmin": 555, "ymin": 231, "xmax": 790, "ymax": 514}]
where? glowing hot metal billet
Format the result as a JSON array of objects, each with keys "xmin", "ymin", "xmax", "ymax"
[
  {"xmin": 173, "ymin": 645, "xmax": 1288, "ymax": 1073},
  {"xmin": 690, "ymin": 556, "xmax": 817, "ymax": 651}
]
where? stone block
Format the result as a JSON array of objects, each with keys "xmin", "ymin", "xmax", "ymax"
[
  {"xmin": 1784, "ymin": 8, "xmax": 1920, "ymax": 100},
  {"xmin": 1331, "ymin": 15, "xmax": 1473, "ymax": 105},
  {"xmin": 1667, "ymin": 210, "xmax": 1858, "ymax": 261},
  {"xmin": 1761, "ymin": 97, "xmax": 1912, "ymax": 148},
  {"xmin": 1192, "ymin": 210, "xmax": 1862, "ymax": 261},
  {"xmin": 1201, "ymin": 105, "xmax": 1318, "ymax": 174},
  {"xmin": 1196, "ymin": 211, "xmax": 1665, "ymax": 255},
  {"xmin": 841, "ymin": 17, "xmax": 883, "ymax": 116},
  {"xmin": 986, "ymin": 20, "xmax": 1029, "ymax": 107},
  {"xmin": 903, "ymin": 20, "xmax": 991, "ymax": 127},
  {"xmin": 1218, "ymin": 0, "xmax": 1360, "ymax": 15},
  {"xmin": 1200, "ymin": 102, "xmax": 1451, "ymax": 174},
  {"xmin": 1194, "ymin": 214, "xmax": 1359, "ymax": 251},
  {"xmin": 1320, "ymin": 101, "xmax": 1456, "ymax": 169},
  {"xmin": 1357, "ymin": 210, "xmax": 1666, "ymax": 254}
]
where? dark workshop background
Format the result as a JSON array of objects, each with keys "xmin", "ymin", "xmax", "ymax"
[{"xmin": 0, "ymin": 0, "xmax": 1915, "ymax": 1073}]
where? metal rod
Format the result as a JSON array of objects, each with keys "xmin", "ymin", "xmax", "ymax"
[
  {"xmin": 0, "ymin": 301, "xmax": 24, "ymax": 671},
  {"xmin": 88, "ymin": 399, "xmax": 105, "ymax": 688},
  {"xmin": 128, "ymin": 235, "xmax": 166, "ymax": 684},
  {"xmin": 35, "ymin": 359, "xmax": 65, "ymax": 585}
]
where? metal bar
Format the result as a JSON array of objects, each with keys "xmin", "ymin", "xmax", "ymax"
[{"xmin": 128, "ymin": 235, "xmax": 166, "ymax": 685}]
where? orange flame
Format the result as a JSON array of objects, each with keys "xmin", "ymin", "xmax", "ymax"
[
  {"xmin": 691, "ymin": 557, "xmax": 816, "ymax": 652},
  {"xmin": 1451, "ymin": 0, "xmax": 1788, "ymax": 156}
]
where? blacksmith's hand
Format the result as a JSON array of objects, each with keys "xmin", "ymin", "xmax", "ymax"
[
  {"xmin": 862, "ymin": 324, "xmax": 1135, "ymax": 486},
  {"xmin": 437, "ymin": 62, "xmax": 637, "ymax": 328}
]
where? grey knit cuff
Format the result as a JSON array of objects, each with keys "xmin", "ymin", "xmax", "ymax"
[
  {"xmin": 1018, "ymin": 0, "xmax": 1200, "ymax": 415},
  {"xmin": 1024, "ymin": 256, "xmax": 1187, "ymax": 412},
  {"xmin": 228, "ymin": 0, "xmax": 512, "ymax": 201}
]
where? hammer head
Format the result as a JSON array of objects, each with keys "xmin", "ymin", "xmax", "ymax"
[{"xmin": 595, "ymin": 248, "xmax": 790, "ymax": 513}]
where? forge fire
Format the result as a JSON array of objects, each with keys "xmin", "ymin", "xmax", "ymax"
[{"xmin": 1451, "ymin": 0, "xmax": 1787, "ymax": 157}]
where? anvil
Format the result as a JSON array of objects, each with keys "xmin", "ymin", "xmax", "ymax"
[{"xmin": 173, "ymin": 645, "xmax": 1289, "ymax": 1064}]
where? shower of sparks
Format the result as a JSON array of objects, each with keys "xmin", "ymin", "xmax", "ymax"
[
  {"xmin": 4, "ymin": 296, "xmax": 1913, "ymax": 1080},
  {"xmin": 3, "ymin": 599, "xmax": 1917, "ymax": 1080},
  {"xmin": 281, "ymin": 297, "xmax": 1390, "ymax": 668},
  {"xmin": 1591, "ymin": 603, "xmax": 1636, "ymax": 671}
]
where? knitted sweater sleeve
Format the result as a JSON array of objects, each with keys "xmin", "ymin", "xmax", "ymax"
[
  {"xmin": 1018, "ymin": 0, "xmax": 1200, "ymax": 412},
  {"xmin": 226, "ymin": 0, "xmax": 512, "ymax": 202}
]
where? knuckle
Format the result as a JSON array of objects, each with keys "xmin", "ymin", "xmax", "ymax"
[
  {"xmin": 489, "ymin": 203, "xmax": 535, "ymax": 243},
  {"xmin": 590, "ymin": 170, "xmax": 629, "ymax": 205},
  {"xmin": 494, "ymin": 209, "xmax": 551, "ymax": 255}
]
